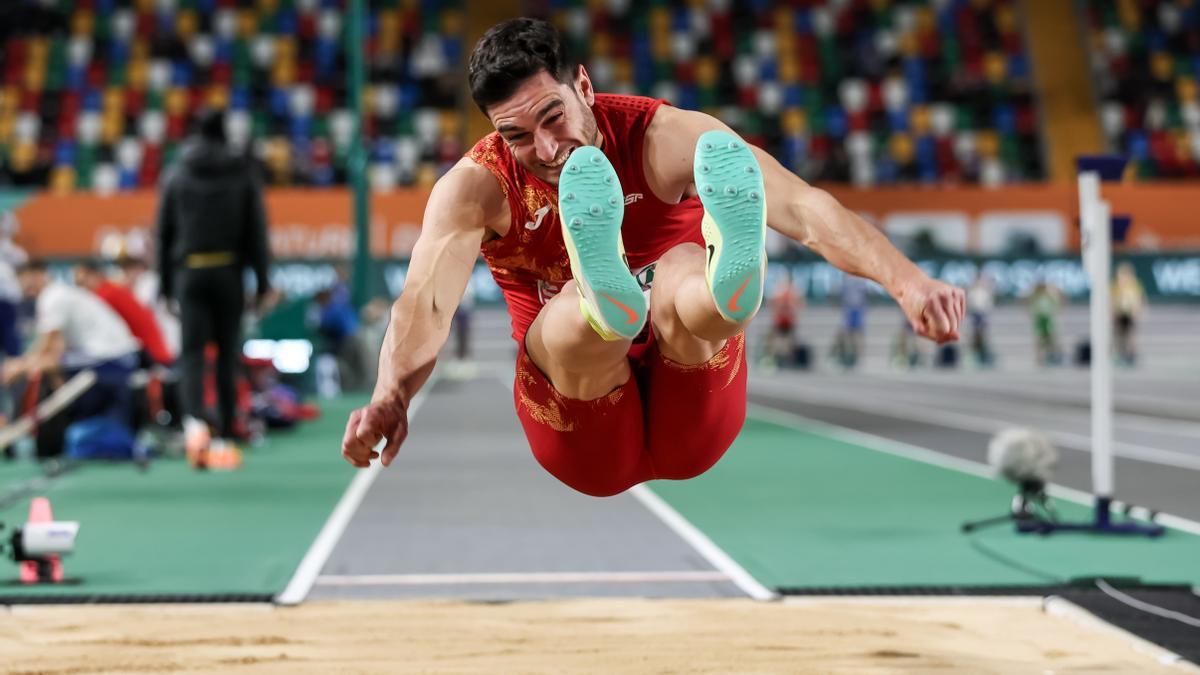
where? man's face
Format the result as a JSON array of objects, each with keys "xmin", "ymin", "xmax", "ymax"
[
  {"xmin": 72, "ymin": 266, "xmax": 91, "ymax": 288},
  {"xmin": 117, "ymin": 263, "xmax": 145, "ymax": 286},
  {"xmin": 486, "ymin": 68, "xmax": 601, "ymax": 186},
  {"xmin": 16, "ymin": 269, "xmax": 46, "ymax": 300}
]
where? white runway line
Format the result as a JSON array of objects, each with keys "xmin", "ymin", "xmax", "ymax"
[
  {"xmin": 314, "ymin": 570, "xmax": 730, "ymax": 586},
  {"xmin": 627, "ymin": 485, "xmax": 779, "ymax": 601},
  {"xmin": 746, "ymin": 403, "xmax": 1200, "ymax": 537},
  {"xmin": 275, "ymin": 374, "xmax": 438, "ymax": 606}
]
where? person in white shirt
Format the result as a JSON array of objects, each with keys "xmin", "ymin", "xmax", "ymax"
[{"xmin": 2, "ymin": 260, "xmax": 140, "ymax": 424}]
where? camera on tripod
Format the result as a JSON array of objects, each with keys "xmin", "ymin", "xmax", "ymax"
[{"xmin": 962, "ymin": 428, "xmax": 1163, "ymax": 537}]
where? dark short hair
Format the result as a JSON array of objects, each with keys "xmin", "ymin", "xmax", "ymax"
[
  {"xmin": 193, "ymin": 107, "xmax": 226, "ymax": 143},
  {"xmin": 116, "ymin": 255, "xmax": 148, "ymax": 270},
  {"xmin": 16, "ymin": 259, "xmax": 47, "ymax": 274},
  {"xmin": 468, "ymin": 18, "xmax": 578, "ymax": 115},
  {"xmin": 74, "ymin": 259, "xmax": 101, "ymax": 274}
]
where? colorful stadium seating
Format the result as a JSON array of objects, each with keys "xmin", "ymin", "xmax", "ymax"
[
  {"xmin": 1087, "ymin": 0, "xmax": 1200, "ymax": 179},
  {"xmin": 1, "ymin": 0, "xmax": 1043, "ymax": 191},
  {"xmin": 541, "ymin": 0, "xmax": 1044, "ymax": 186},
  {"xmin": 0, "ymin": 0, "xmax": 464, "ymax": 193}
]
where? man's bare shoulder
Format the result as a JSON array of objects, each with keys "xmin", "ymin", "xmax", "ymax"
[
  {"xmin": 439, "ymin": 156, "xmax": 505, "ymax": 196},
  {"xmin": 430, "ymin": 158, "xmax": 510, "ymax": 236}
]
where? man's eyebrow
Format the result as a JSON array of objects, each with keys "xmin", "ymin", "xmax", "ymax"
[{"xmin": 497, "ymin": 99, "xmax": 564, "ymax": 135}]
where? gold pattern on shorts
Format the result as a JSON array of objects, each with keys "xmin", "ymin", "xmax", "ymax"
[
  {"xmin": 515, "ymin": 351, "xmax": 627, "ymax": 432},
  {"xmin": 657, "ymin": 333, "xmax": 745, "ymax": 390},
  {"xmin": 723, "ymin": 333, "xmax": 745, "ymax": 389},
  {"xmin": 518, "ymin": 390, "xmax": 575, "ymax": 432},
  {"xmin": 516, "ymin": 356, "xmax": 575, "ymax": 432}
]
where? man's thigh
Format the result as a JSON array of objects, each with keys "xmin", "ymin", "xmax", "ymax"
[
  {"xmin": 513, "ymin": 339, "xmax": 653, "ymax": 498},
  {"xmin": 642, "ymin": 332, "xmax": 748, "ymax": 480}
]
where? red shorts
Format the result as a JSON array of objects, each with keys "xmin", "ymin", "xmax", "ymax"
[{"xmin": 513, "ymin": 331, "xmax": 748, "ymax": 497}]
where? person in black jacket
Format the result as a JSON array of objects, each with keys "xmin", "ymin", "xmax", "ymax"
[{"xmin": 156, "ymin": 108, "xmax": 271, "ymax": 469}]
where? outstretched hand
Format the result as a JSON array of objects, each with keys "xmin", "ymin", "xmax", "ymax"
[
  {"xmin": 898, "ymin": 276, "xmax": 966, "ymax": 344},
  {"xmin": 341, "ymin": 397, "xmax": 408, "ymax": 468}
]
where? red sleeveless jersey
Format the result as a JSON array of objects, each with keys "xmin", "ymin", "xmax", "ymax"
[{"xmin": 467, "ymin": 94, "xmax": 704, "ymax": 343}]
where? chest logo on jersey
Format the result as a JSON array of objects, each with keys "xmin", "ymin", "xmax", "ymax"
[
  {"xmin": 624, "ymin": 193, "xmax": 644, "ymax": 205},
  {"xmin": 525, "ymin": 204, "xmax": 552, "ymax": 231}
]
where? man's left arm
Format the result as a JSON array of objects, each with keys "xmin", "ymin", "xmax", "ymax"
[
  {"xmin": 1, "ymin": 330, "xmax": 64, "ymax": 384},
  {"xmin": 644, "ymin": 106, "xmax": 965, "ymax": 343}
]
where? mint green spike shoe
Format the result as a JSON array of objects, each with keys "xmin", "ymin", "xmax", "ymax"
[
  {"xmin": 558, "ymin": 146, "xmax": 646, "ymax": 341},
  {"xmin": 694, "ymin": 130, "xmax": 767, "ymax": 324}
]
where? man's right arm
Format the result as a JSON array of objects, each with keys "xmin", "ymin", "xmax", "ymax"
[{"xmin": 342, "ymin": 159, "xmax": 506, "ymax": 468}]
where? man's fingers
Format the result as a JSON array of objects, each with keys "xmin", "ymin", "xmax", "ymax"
[
  {"xmin": 380, "ymin": 421, "xmax": 407, "ymax": 467},
  {"xmin": 937, "ymin": 291, "xmax": 963, "ymax": 343},
  {"xmin": 341, "ymin": 408, "xmax": 379, "ymax": 468},
  {"xmin": 341, "ymin": 408, "xmax": 364, "ymax": 451},
  {"xmin": 922, "ymin": 300, "xmax": 952, "ymax": 339},
  {"xmin": 340, "ymin": 409, "xmax": 369, "ymax": 466},
  {"xmin": 355, "ymin": 407, "xmax": 386, "ymax": 449}
]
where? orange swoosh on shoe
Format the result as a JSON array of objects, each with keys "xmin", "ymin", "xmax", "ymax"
[
  {"xmin": 602, "ymin": 293, "xmax": 640, "ymax": 325},
  {"xmin": 727, "ymin": 274, "xmax": 753, "ymax": 314}
]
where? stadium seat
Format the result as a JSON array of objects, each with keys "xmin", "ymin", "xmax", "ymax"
[{"xmin": 0, "ymin": 1, "xmax": 466, "ymax": 191}]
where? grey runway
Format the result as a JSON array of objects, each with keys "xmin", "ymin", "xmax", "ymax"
[{"xmin": 311, "ymin": 372, "xmax": 743, "ymax": 601}]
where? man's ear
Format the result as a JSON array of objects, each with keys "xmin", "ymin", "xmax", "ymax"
[{"xmin": 575, "ymin": 65, "xmax": 595, "ymax": 106}]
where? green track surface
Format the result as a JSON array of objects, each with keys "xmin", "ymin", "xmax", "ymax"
[
  {"xmin": 649, "ymin": 414, "xmax": 1200, "ymax": 590},
  {"xmin": 0, "ymin": 397, "xmax": 363, "ymax": 597}
]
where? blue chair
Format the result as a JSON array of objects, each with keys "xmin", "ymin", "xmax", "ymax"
[
  {"xmin": 1127, "ymin": 130, "xmax": 1149, "ymax": 160},
  {"xmin": 171, "ymin": 61, "xmax": 193, "ymax": 88},
  {"xmin": 825, "ymin": 106, "xmax": 848, "ymax": 138},
  {"xmin": 270, "ymin": 87, "xmax": 290, "ymax": 117},
  {"xmin": 993, "ymin": 105, "xmax": 1016, "ymax": 134},
  {"xmin": 54, "ymin": 140, "xmax": 76, "ymax": 165}
]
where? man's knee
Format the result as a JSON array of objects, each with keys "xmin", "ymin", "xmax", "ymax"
[{"xmin": 526, "ymin": 282, "xmax": 632, "ymax": 400}]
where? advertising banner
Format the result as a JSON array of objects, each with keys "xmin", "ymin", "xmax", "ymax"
[{"xmin": 6, "ymin": 183, "xmax": 1200, "ymax": 258}]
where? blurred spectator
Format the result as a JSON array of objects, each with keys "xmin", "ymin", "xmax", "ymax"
[
  {"xmin": 73, "ymin": 261, "xmax": 173, "ymax": 367},
  {"xmin": 765, "ymin": 270, "xmax": 804, "ymax": 369},
  {"xmin": 1028, "ymin": 281, "xmax": 1063, "ymax": 366},
  {"xmin": 156, "ymin": 108, "xmax": 271, "ymax": 469},
  {"xmin": 452, "ymin": 281, "xmax": 476, "ymax": 362},
  {"xmin": 891, "ymin": 316, "xmax": 924, "ymax": 369},
  {"xmin": 967, "ymin": 270, "xmax": 996, "ymax": 366},
  {"xmin": 358, "ymin": 298, "xmax": 392, "ymax": 386},
  {"xmin": 311, "ymin": 286, "xmax": 367, "ymax": 392},
  {"xmin": 1112, "ymin": 262, "xmax": 1146, "ymax": 366},
  {"xmin": 0, "ymin": 211, "xmax": 26, "ymax": 425},
  {"xmin": 3, "ymin": 260, "xmax": 140, "ymax": 454},
  {"xmin": 0, "ymin": 212, "xmax": 26, "ymax": 353},
  {"xmin": 117, "ymin": 256, "xmax": 182, "ymax": 362},
  {"xmin": 834, "ymin": 274, "xmax": 869, "ymax": 368}
]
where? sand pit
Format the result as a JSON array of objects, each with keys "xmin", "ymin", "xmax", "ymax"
[{"xmin": 0, "ymin": 598, "xmax": 1188, "ymax": 674}]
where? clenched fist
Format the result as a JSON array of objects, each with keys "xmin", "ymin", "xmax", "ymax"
[
  {"xmin": 341, "ymin": 397, "xmax": 408, "ymax": 468},
  {"xmin": 897, "ymin": 276, "xmax": 966, "ymax": 344}
]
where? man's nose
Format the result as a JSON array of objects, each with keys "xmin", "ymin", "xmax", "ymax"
[{"xmin": 534, "ymin": 129, "xmax": 558, "ymax": 163}]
